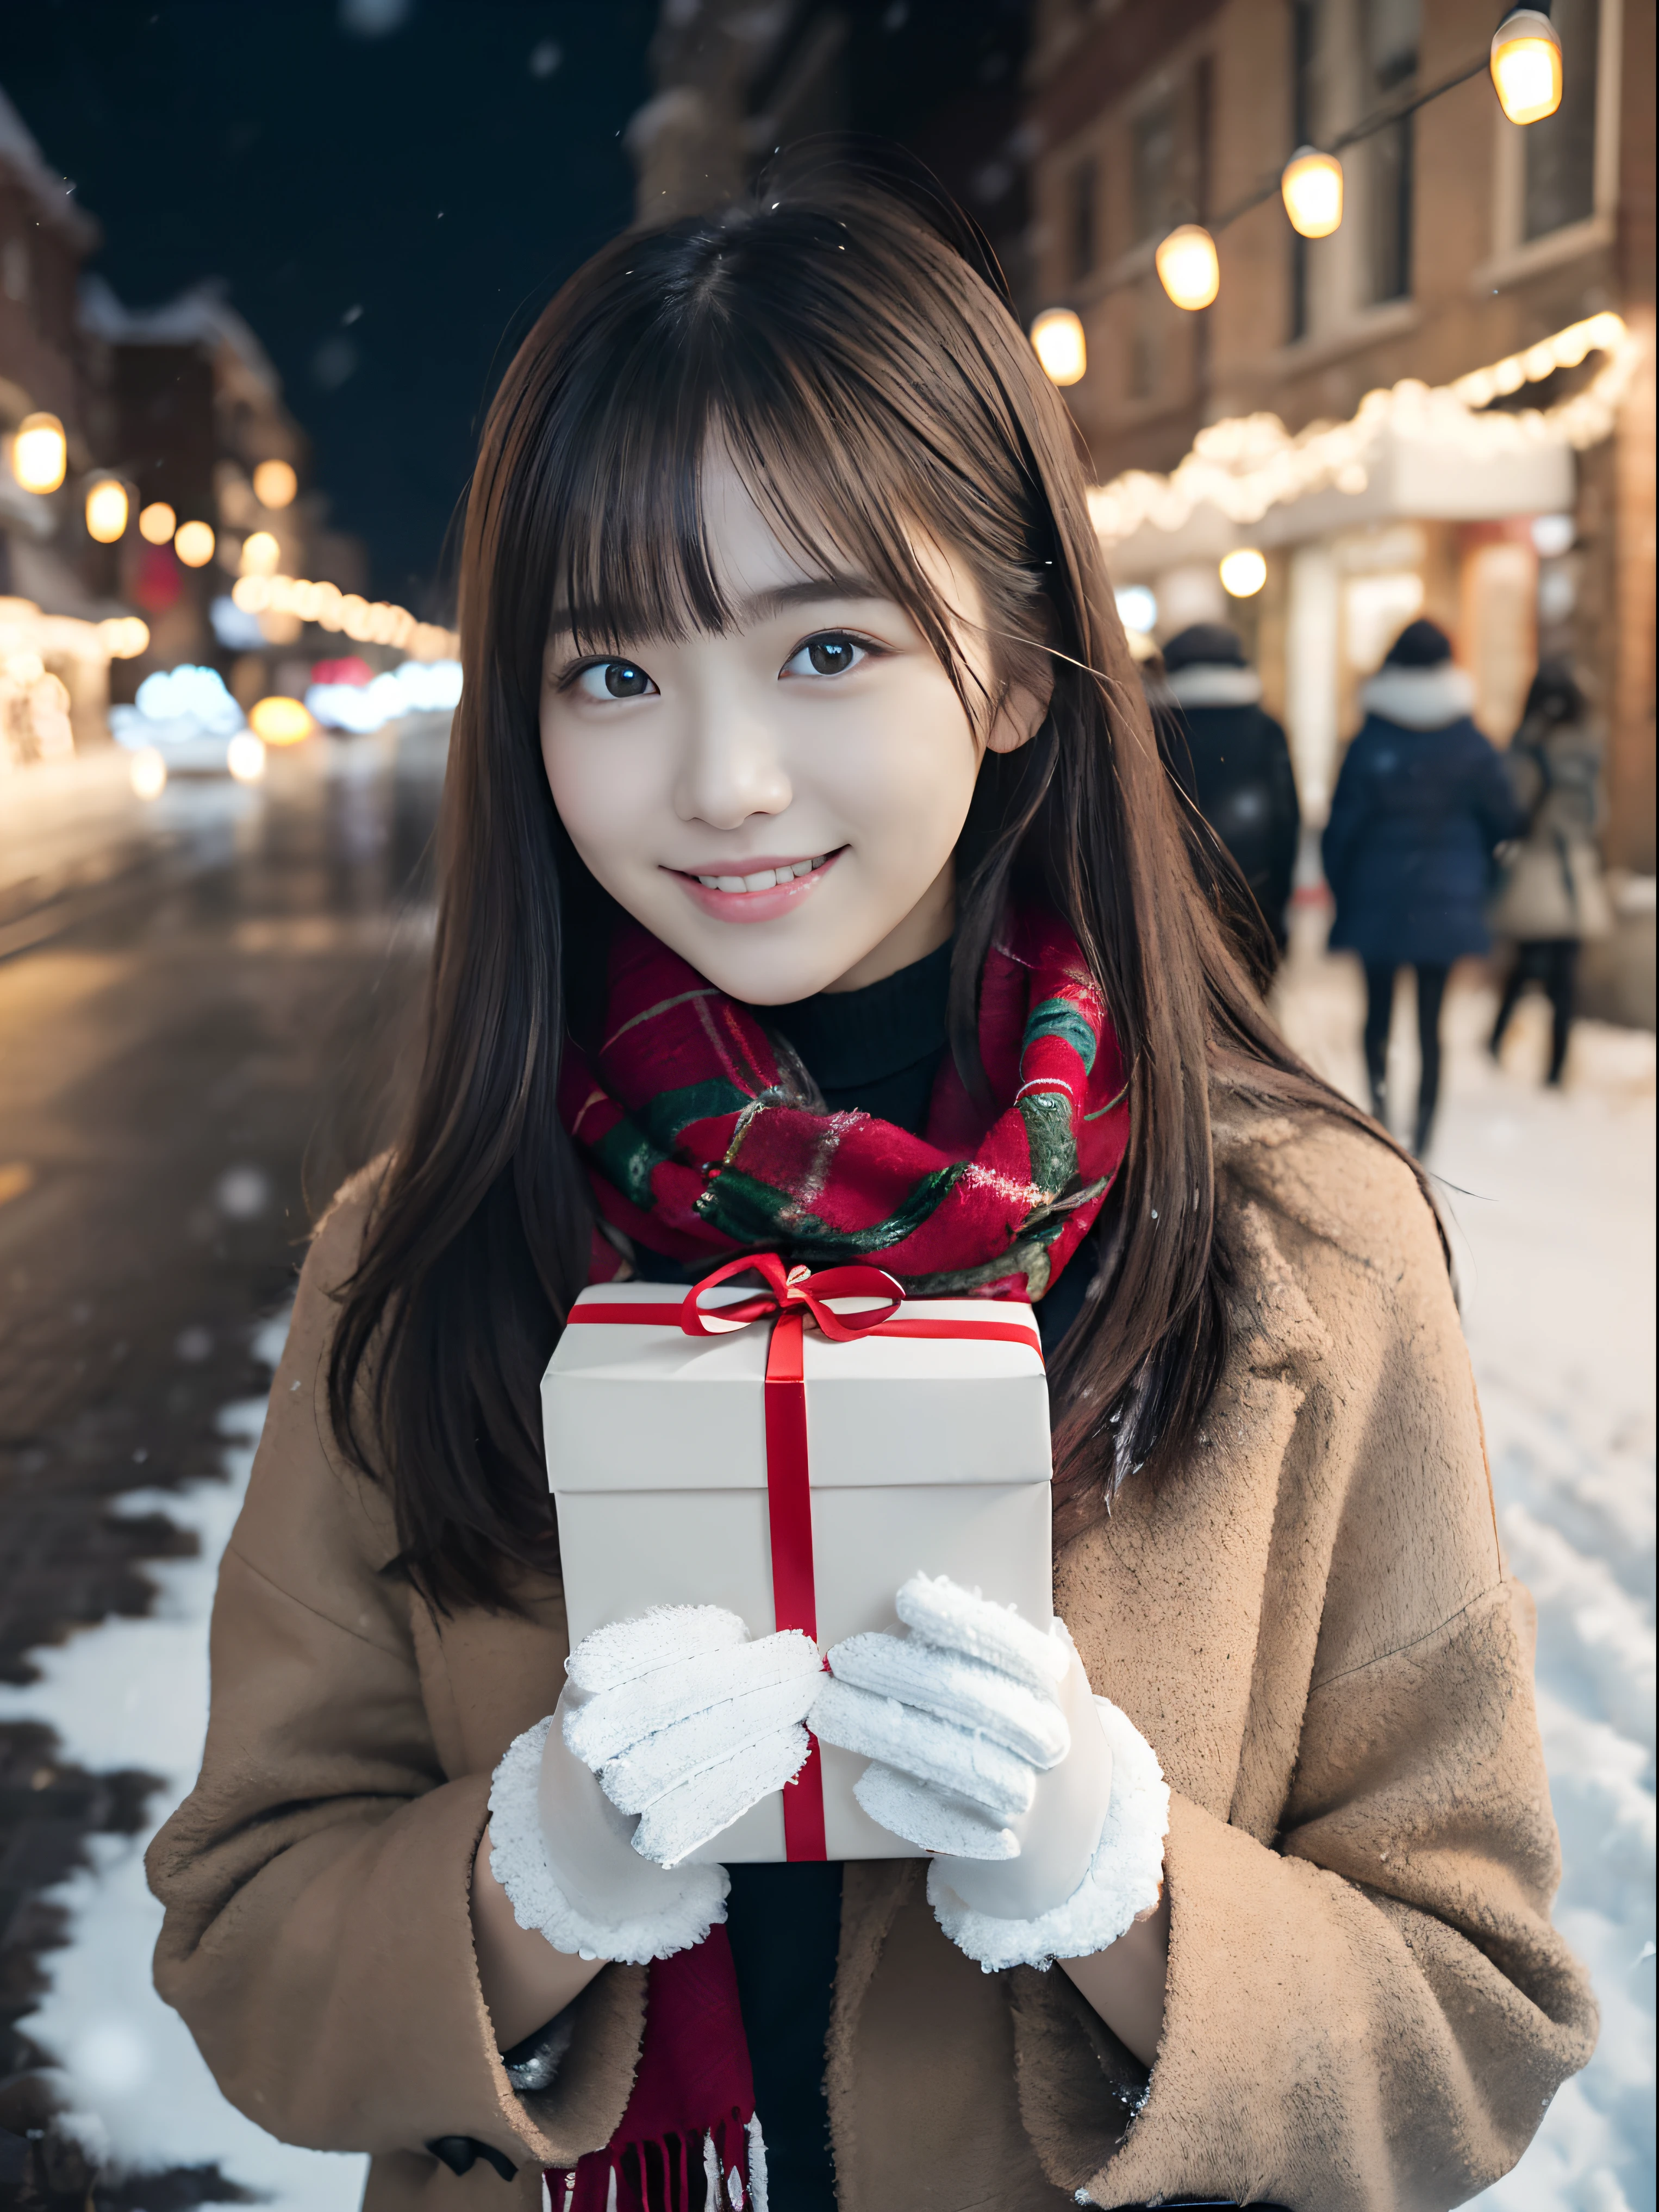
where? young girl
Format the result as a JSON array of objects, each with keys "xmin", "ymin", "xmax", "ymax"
[{"xmin": 147, "ymin": 168, "xmax": 1593, "ymax": 2211}]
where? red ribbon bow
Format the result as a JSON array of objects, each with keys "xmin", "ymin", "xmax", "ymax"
[{"xmin": 678, "ymin": 1252, "xmax": 903, "ymax": 1342}]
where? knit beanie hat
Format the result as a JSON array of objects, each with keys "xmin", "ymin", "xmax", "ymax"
[
  {"xmin": 1162, "ymin": 622, "xmax": 1247, "ymax": 673},
  {"xmin": 1383, "ymin": 618, "xmax": 1454, "ymax": 668}
]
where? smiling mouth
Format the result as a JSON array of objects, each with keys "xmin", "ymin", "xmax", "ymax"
[{"xmin": 679, "ymin": 853, "xmax": 835, "ymax": 893}]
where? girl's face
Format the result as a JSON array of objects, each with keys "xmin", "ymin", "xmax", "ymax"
[{"xmin": 539, "ymin": 457, "xmax": 1045, "ymax": 1004}]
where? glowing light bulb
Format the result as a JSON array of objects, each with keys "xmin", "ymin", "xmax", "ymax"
[
  {"xmin": 139, "ymin": 501, "xmax": 177, "ymax": 546},
  {"xmin": 85, "ymin": 477, "xmax": 130, "ymax": 543},
  {"xmin": 174, "ymin": 520, "xmax": 216, "ymax": 568},
  {"xmin": 1031, "ymin": 308, "xmax": 1087, "ymax": 386},
  {"xmin": 1155, "ymin": 225, "xmax": 1220, "ymax": 312},
  {"xmin": 1281, "ymin": 148, "xmax": 1344, "ymax": 239},
  {"xmin": 1219, "ymin": 548, "xmax": 1268, "ymax": 598},
  {"xmin": 252, "ymin": 458, "xmax": 297, "ymax": 509},
  {"xmin": 249, "ymin": 695, "xmax": 313, "ymax": 746},
  {"xmin": 1491, "ymin": 9, "xmax": 1563, "ymax": 126},
  {"xmin": 226, "ymin": 732, "xmax": 268, "ymax": 782},
  {"xmin": 11, "ymin": 413, "xmax": 67, "ymax": 495},
  {"xmin": 129, "ymin": 746, "xmax": 168, "ymax": 800}
]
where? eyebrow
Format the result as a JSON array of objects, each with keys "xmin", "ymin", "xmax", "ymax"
[{"xmin": 547, "ymin": 572, "xmax": 890, "ymax": 641}]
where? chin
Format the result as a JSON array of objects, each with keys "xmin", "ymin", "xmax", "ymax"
[{"xmin": 682, "ymin": 939, "xmax": 850, "ymax": 1006}]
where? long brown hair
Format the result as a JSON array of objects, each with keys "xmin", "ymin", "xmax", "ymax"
[{"xmin": 330, "ymin": 162, "xmax": 1426, "ymax": 1612}]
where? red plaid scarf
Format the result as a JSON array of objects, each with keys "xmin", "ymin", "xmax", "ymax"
[{"xmin": 547, "ymin": 908, "xmax": 1129, "ymax": 2208}]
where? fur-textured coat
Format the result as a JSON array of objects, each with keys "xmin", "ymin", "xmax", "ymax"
[{"xmin": 146, "ymin": 1098, "xmax": 1595, "ymax": 2210}]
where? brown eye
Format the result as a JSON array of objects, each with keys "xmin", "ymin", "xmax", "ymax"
[{"xmin": 573, "ymin": 658, "xmax": 657, "ymax": 701}]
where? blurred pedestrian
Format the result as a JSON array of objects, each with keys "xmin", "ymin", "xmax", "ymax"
[
  {"xmin": 1488, "ymin": 661, "xmax": 1612, "ymax": 1085},
  {"xmin": 1160, "ymin": 623, "xmax": 1300, "ymax": 956},
  {"xmin": 1323, "ymin": 618, "xmax": 1523, "ymax": 1153}
]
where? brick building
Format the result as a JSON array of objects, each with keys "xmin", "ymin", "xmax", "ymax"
[{"xmin": 1024, "ymin": 0, "xmax": 1654, "ymax": 900}]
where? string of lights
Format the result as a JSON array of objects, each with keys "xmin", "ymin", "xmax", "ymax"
[
  {"xmin": 229, "ymin": 572, "xmax": 457, "ymax": 660},
  {"xmin": 1030, "ymin": 7, "xmax": 1575, "ymax": 360},
  {"xmin": 1085, "ymin": 313, "xmax": 1642, "ymax": 547}
]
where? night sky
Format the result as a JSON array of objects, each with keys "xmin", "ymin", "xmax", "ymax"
[{"xmin": 3, "ymin": 1, "xmax": 654, "ymax": 605}]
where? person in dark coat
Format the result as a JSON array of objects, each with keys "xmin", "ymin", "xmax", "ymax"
[
  {"xmin": 1157, "ymin": 623, "xmax": 1301, "ymax": 957},
  {"xmin": 1323, "ymin": 617, "xmax": 1523, "ymax": 1154}
]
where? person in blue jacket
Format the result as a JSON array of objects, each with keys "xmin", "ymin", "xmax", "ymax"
[{"xmin": 1323, "ymin": 618, "xmax": 1523, "ymax": 1154}]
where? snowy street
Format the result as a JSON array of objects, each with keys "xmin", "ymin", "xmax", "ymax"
[{"xmin": 0, "ymin": 883, "xmax": 1650, "ymax": 2209}]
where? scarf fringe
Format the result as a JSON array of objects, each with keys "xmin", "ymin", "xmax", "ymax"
[{"xmin": 546, "ymin": 2111, "xmax": 762, "ymax": 2211}]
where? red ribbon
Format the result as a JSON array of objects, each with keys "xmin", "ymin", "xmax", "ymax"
[
  {"xmin": 565, "ymin": 1259, "xmax": 1042, "ymax": 1862},
  {"xmin": 676, "ymin": 1251, "xmax": 904, "ymax": 1342},
  {"xmin": 678, "ymin": 1256, "xmax": 901, "ymax": 1860}
]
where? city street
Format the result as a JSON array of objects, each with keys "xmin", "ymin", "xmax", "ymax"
[
  {"xmin": 0, "ymin": 763, "xmax": 1650, "ymax": 2207},
  {"xmin": 0, "ymin": 729, "xmax": 444, "ymax": 2205}
]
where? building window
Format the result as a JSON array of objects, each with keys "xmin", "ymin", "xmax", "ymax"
[
  {"xmin": 1361, "ymin": 0, "xmax": 1418, "ymax": 303},
  {"xmin": 1071, "ymin": 158, "xmax": 1097, "ymax": 279},
  {"xmin": 1524, "ymin": 0, "xmax": 1600, "ymax": 236},
  {"xmin": 1132, "ymin": 95, "xmax": 1179, "ymax": 243}
]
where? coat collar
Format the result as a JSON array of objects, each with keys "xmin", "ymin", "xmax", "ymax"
[
  {"xmin": 1359, "ymin": 662, "xmax": 1477, "ymax": 730},
  {"xmin": 1166, "ymin": 664, "xmax": 1264, "ymax": 708}
]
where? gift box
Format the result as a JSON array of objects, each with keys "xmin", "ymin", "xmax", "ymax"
[{"xmin": 541, "ymin": 1262, "xmax": 1054, "ymax": 1861}]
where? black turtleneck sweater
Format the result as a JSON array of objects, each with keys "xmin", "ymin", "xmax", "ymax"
[{"xmin": 623, "ymin": 939, "xmax": 1099, "ymax": 2203}]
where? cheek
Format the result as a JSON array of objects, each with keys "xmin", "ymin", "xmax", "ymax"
[
  {"xmin": 541, "ymin": 718, "xmax": 639, "ymax": 865},
  {"xmin": 822, "ymin": 677, "xmax": 980, "ymax": 857}
]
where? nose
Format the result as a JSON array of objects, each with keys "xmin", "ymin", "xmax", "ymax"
[{"xmin": 672, "ymin": 697, "xmax": 792, "ymax": 830}]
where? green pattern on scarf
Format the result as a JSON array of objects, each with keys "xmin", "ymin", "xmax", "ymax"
[{"xmin": 1022, "ymin": 996, "xmax": 1100, "ymax": 1074}]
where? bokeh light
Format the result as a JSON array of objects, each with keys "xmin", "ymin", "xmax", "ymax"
[
  {"xmin": 241, "ymin": 529, "xmax": 280, "ymax": 577},
  {"xmin": 85, "ymin": 478, "xmax": 130, "ymax": 543},
  {"xmin": 138, "ymin": 501, "xmax": 177, "ymax": 546},
  {"xmin": 129, "ymin": 746, "xmax": 168, "ymax": 799},
  {"xmin": 11, "ymin": 413, "xmax": 67, "ymax": 495},
  {"xmin": 1281, "ymin": 148, "xmax": 1344, "ymax": 239},
  {"xmin": 1156, "ymin": 225, "xmax": 1221, "ymax": 311},
  {"xmin": 248, "ymin": 695, "xmax": 313, "ymax": 746},
  {"xmin": 252, "ymin": 458, "xmax": 297, "ymax": 509},
  {"xmin": 173, "ymin": 520, "xmax": 216, "ymax": 567},
  {"xmin": 1115, "ymin": 585, "xmax": 1158, "ymax": 635},
  {"xmin": 226, "ymin": 732, "xmax": 269, "ymax": 781},
  {"xmin": 97, "ymin": 616, "xmax": 151, "ymax": 659},
  {"xmin": 1030, "ymin": 308, "xmax": 1087, "ymax": 386},
  {"xmin": 1219, "ymin": 547, "xmax": 1268, "ymax": 598}
]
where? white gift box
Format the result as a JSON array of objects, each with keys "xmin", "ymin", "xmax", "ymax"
[{"xmin": 542, "ymin": 1277, "xmax": 1054, "ymax": 1861}]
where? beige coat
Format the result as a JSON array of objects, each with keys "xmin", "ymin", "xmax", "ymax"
[{"xmin": 147, "ymin": 1098, "xmax": 1595, "ymax": 2210}]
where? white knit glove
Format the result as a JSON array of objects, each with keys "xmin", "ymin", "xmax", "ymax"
[
  {"xmin": 487, "ymin": 1605, "xmax": 821, "ymax": 1965},
  {"xmin": 812, "ymin": 1572, "xmax": 1168, "ymax": 1972}
]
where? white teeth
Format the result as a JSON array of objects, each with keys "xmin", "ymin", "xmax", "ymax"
[{"xmin": 693, "ymin": 855, "xmax": 829, "ymax": 893}]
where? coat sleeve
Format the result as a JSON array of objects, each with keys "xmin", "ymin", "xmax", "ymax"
[
  {"xmin": 1319, "ymin": 729, "xmax": 1368, "ymax": 897},
  {"xmin": 145, "ymin": 1176, "xmax": 644, "ymax": 2178},
  {"xmin": 1064, "ymin": 1126, "xmax": 1597, "ymax": 2211},
  {"xmin": 1261, "ymin": 709, "xmax": 1301, "ymax": 923}
]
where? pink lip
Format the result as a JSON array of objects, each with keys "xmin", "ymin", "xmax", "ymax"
[{"xmin": 667, "ymin": 848, "xmax": 844, "ymax": 925}]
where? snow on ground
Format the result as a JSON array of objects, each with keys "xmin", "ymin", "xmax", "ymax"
[
  {"xmin": 1275, "ymin": 935, "xmax": 1656, "ymax": 2212},
  {"xmin": 0, "ymin": 939, "xmax": 1649, "ymax": 2210},
  {"xmin": 0, "ymin": 1314, "xmax": 369, "ymax": 2210}
]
